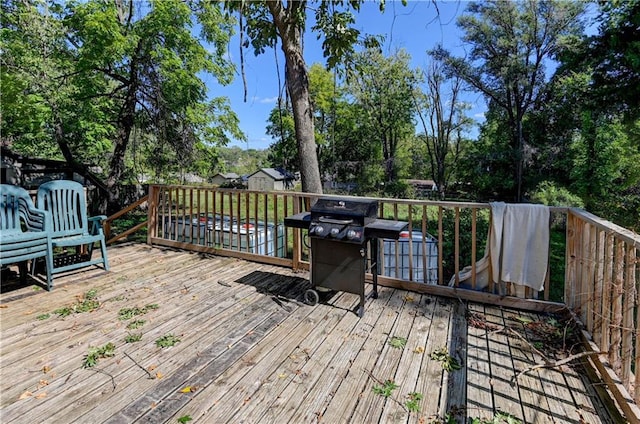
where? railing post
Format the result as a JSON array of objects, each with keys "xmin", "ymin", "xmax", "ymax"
[
  {"xmin": 565, "ymin": 210, "xmax": 576, "ymax": 309},
  {"xmin": 147, "ymin": 185, "xmax": 158, "ymax": 244},
  {"xmin": 292, "ymin": 194, "xmax": 301, "ymax": 270}
]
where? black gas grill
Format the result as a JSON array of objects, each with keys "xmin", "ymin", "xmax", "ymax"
[{"xmin": 284, "ymin": 197, "xmax": 408, "ymax": 317}]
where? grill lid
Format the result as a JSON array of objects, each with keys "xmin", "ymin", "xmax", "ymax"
[{"xmin": 310, "ymin": 197, "xmax": 378, "ymax": 223}]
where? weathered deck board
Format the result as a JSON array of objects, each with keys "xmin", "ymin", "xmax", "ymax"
[
  {"xmin": 507, "ymin": 309, "xmax": 555, "ymax": 424},
  {"xmin": 314, "ymin": 290, "xmax": 410, "ymax": 423},
  {"xmin": 0, "ymin": 243, "xmax": 621, "ymax": 423},
  {"xmin": 466, "ymin": 303, "xmax": 495, "ymax": 419},
  {"xmin": 415, "ymin": 298, "xmax": 453, "ymax": 419},
  {"xmin": 46, "ymin": 264, "xmax": 283, "ymax": 423},
  {"xmin": 484, "ymin": 306, "xmax": 527, "ymax": 420}
]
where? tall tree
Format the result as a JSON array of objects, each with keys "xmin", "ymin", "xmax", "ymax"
[
  {"xmin": 347, "ymin": 48, "xmax": 419, "ymax": 185},
  {"xmin": 548, "ymin": 1, "xmax": 640, "ymax": 230},
  {"xmin": 66, "ymin": 0, "xmax": 242, "ymax": 210},
  {"xmin": 2, "ymin": 0, "xmax": 243, "ymax": 211},
  {"xmin": 266, "ymin": 63, "xmax": 343, "ymax": 176},
  {"xmin": 1, "ymin": 0, "xmax": 103, "ymax": 162},
  {"xmin": 226, "ymin": 1, "xmax": 390, "ymax": 194},
  {"xmin": 432, "ymin": 0, "xmax": 585, "ymax": 201},
  {"xmin": 414, "ymin": 62, "xmax": 472, "ymax": 198},
  {"xmin": 586, "ymin": 0, "xmax": 640, "ymax": 120}
]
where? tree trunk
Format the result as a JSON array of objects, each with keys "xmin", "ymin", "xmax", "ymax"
[
  {"xmin": 105, "ymin": 79, "xmax": 137, "ymax": 214},
  {"xmin": 268, "ymin": 1, "xmax": 322, "ymax": 194},
  {"xmin": 515, "ymin": 119, "xmax": 524, "ymax": 202}
]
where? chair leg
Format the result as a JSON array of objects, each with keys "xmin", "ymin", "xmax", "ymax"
[
  {"xmin": 29, "ymin": 256, "xmax": 53, "ymax": 291},
  {"xmin": 100, "ymin": 240, "xmax": 110, "ymax": 271},
  {"xmin": 45, "ymin": 249, "xmax": 54, "ymax": 291},
  {"xmin": 18, "ymin": 261, "xmax": 28, "ymax": 283}
]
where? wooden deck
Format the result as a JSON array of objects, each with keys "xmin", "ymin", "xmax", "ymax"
[{"xmin": 0, "ymin": 244, "xmax": 621, "ymax": 423}]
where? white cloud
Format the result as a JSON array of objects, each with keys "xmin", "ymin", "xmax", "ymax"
[{"xmin": 251, "ymin": 96, "xmax": 278, "ymax": 104}]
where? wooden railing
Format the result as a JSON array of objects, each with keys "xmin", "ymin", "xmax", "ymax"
[
  {"xmin": 145, "ymin": 185, "xmax": 568, "ymax": 306},
  {"xmin": 145, "ymin": 184, "xmax": 640, "ymax": 421},
  {"xmin": 104, "ymin": 195, "xmax": 149, "ymax": 245},
  {"xmin": 565, "ymin": 209, "xmax": 640, "ymax": 420}
]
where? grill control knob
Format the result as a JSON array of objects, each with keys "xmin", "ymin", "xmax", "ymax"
[
  {"xmin": 314, "ymin": 225, "xmax": 324, "ymax": 235},
  {"xmin": 330, "ymin": 227, "xmax": 339, "ymax": 236},
  {"xmin": 346, "ymin": 229, "xmax": 357, "ymax": 239}
]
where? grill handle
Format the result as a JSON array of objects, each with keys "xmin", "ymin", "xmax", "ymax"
[{"xmin": 317, "ymin": 216, "xmax": 353, "ymax": 225}]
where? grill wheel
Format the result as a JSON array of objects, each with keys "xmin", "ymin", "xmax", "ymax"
[{"xmin": 304, "ymin": 289, "xmax": 319, "ymax": 306}]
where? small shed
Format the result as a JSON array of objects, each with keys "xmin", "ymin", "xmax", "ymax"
[
  {"xmin": 247, "ymin": 168, "xmax": 294, "ymax": 191},
  {"xmin": 211, "ymin": 172, "xmax": 240, "ymax": 186},
  {"xmin": 406, "ymin": 179, "xmax": 438, "ymax": 196}
]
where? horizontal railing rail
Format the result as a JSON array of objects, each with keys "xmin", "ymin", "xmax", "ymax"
[
  {"xmin": 145, "ymin": 184, "xmax": 640, "ymax": 421},
  {"xmin": 104, "ymin": 194, "xmax": 149, "ymax": 245}
]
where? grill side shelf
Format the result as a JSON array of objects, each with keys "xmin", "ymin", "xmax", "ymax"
[
  {"xmin": 283, "ymin": 212, "xmax": 311, "ymax": 229},
  {"xmin": 365, "ymin": 219, "xmax": 408, "ymax": 240}
]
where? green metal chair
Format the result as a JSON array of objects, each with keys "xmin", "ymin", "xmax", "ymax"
[
  {"xmin": 37, "ymin": 180, "xmax": 109, "ymax": 276},
  {"xmin": 0, "ymin": 184, "xmax": 53, "ymax": 289}
]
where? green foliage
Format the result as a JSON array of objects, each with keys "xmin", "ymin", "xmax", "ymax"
[
  {"xmin": 580, "ymin": 1, "xmax": 640, "ymax": 119},
  {"xmin": 118, "ymin": 304, "xmax": 158, "ymax": 321},
  {"xmin": 126, "ymin": 320, "xmax": 146, "ymax": 330},
  {"xmin": 177, "ymin": 415, "xmax": 193, "ymax": 423},
  {"xmin": 2, "ymin": 0, "xmax": 243, "ymax": 204},
  {"xmin": 36, "ymin": 313, "xmax": 50, "ymax": 321},
  {"xmin": 347, "ymin": 48, "xmax": 420, "ymax": 183},
  {"xmin": 432, "ymin": 0, "xmax": 586, "ymax": 201},
  {"xmin": 439, "ymin": 208, "xmax": 490, "ymax": 281},
  {"xmin": 83, "ymin": 342, "xmax": 116, "ymax": 368},
  {"xmin": 53, "ymin": 290, "xmax": 101, "ymax": 317},
  {"xmin": 570, "ymin": 115, "xmax": 640, "ymax": 228},
  {"xmin": 529, "ymin": 181, "xmax": 584, "ymax": 208},
  {"xmin": 266, "ymin": 106, "xmax": 298, "ymax": 172},
  {"xmin": 156, "ymin": 334, "xmax": 181, "ymax": 348},
  {"xmin": 548, "ymin": 229, "xmax": 566, "ymax": 303},
  {"xmin": 470, "ymin": 411, "xmax": 522, "ymax": 424},
  {"xmin": 414, "ymin": 61, "xmax": 473, "ymax": 197},
  {"xmin": 388, "ymin": 336, "xmax": 407, "ymax": 349},
  {"xmin": 454, "ymin": 109, "xmax": 515, "ymax": 200},
  {"xmin": 430, "ymin": 346, "xmax": 461, "ymax": 372},
  {"xmin": 405, "ymin": 392, "xmax": 423, "ymax": 413},
  {"xmin": 372, "ymin": 379, "xmax": 398, "ymax": 398},
  {"xmin": 383, "ymin": 180, "xmax": 413, "ymax": 199},
  {"xmin": 124, "ymin": 333, "xmax": 142, "ymax": 343},
  {"xmin": 216, "ymin": 146, "xmax": 270, "ymax": 177}
]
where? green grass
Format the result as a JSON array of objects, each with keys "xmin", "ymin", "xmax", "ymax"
[{"xmin": 548, "ymin": 228, "xmax": 566, "ymax": 303}]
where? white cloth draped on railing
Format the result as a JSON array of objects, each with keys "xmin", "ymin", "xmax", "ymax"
[{"xmin": 450, "ymin": 202, "xmax": 550, "ymax": 294}]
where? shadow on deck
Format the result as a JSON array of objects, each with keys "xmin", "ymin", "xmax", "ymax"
[{"xmin": 0, "ymin": 243, "xmax": 622, "ymax": 423}]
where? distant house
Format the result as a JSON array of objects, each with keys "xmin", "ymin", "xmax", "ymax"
[
  {"xmin": 211, "ymin": 172, "xmax": 240, "ymax": 186},
  {"xmin": 182, "ymin": 173, "xmax": 205, "ymax": 184},
  {"xmin": 406, "ymin": 179, "xmax": 438, "ymax": 197},
  {"xmin": 247, "ymin": 168, "xmax": 295, "ymax": 191}
]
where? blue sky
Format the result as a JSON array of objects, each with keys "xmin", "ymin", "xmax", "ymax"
[{"xmin": 210, "ymin": 1, "xmax": 487, "ymax": 150}]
